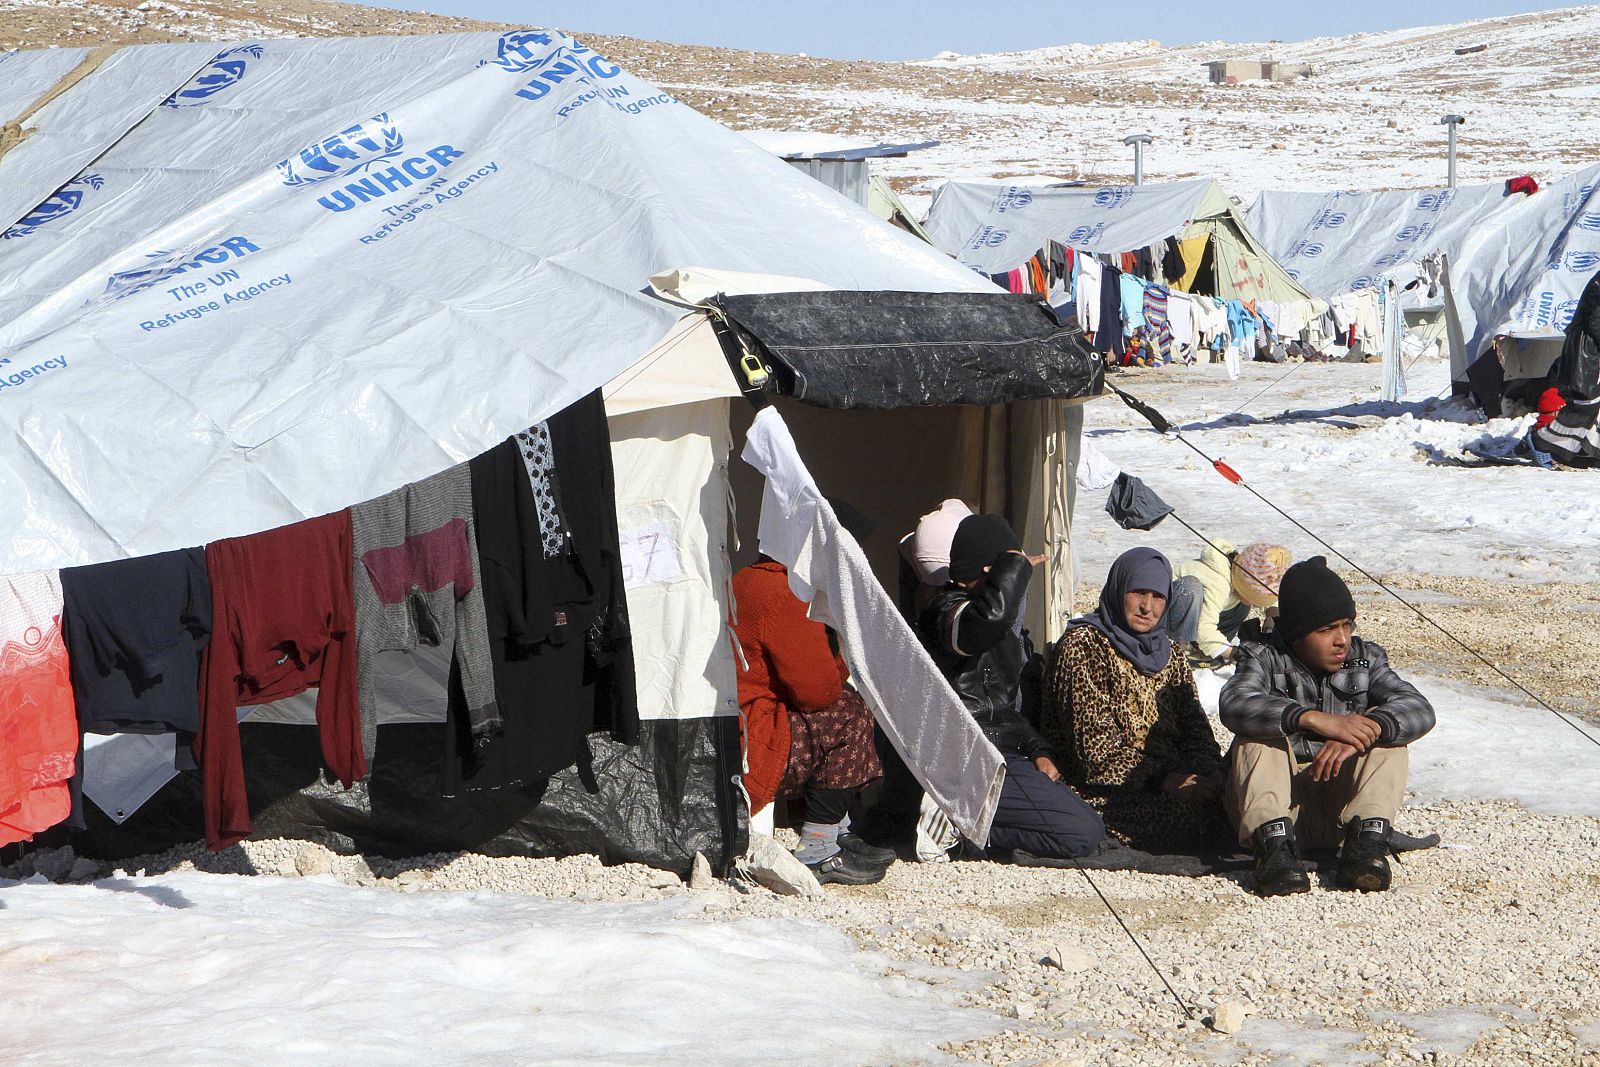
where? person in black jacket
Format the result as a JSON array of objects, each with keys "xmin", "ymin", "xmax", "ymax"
[{"xmin": 919, "ymin": 514, "xmax": 1104, "ymax": 860}]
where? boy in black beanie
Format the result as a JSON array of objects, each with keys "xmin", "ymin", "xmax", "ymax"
[{"xmin": 1219, "ymin": 557, "xmax": 1435, "ymax": 896}]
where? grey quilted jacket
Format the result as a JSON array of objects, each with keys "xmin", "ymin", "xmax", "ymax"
[{"xmin": 1219, "ymin": 633, "xmax": 1434, "ymax": 760}]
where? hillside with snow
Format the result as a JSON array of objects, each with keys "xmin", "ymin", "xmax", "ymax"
[{"xmin": 4, "ymin": 2, "xmax": 1599, "ymax": 209}]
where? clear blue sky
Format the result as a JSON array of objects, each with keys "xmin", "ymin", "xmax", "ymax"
[{"xmin": 378, "ymin": 1, "xmax": 1582, "ymax": 60}]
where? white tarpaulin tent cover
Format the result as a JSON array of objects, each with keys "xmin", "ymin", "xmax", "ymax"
[
  {"xmin": 1248, "ymin": 167, "xmax": 1600, "ymax": 377},
  {"xmin": 923, "ymin": 178, "xmax": 1216, "ymax": 273},
  {"xmin": 1245, "ymin": 181, "xmax": 1520, "ymax": 299},
  {"xmin": 1445, "ymin": 164, "xmax": 1600, "ymax": 373},
  {"xmin": 0, "ymin": 30, "xmax": 988, "ymax": 578}
]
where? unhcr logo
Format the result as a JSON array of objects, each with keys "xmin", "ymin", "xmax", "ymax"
[
  {"xmin": 485, "ymin": 30, "xmax": 624, "ymax": 102},
  {"xmin": 1415, "ymin": 191, "xmax": 1455, "ymax": 212},
  {"xmin": 277, "ymin": 115, "xmax": 406, "ymax": 187},
  {"xmin": 1396, "ymin": 225, "xmax": 1429, "ymax": 242},
  {"xmin": 1375, "ymin": 251, "xmax": 1412, "ymax": 268},
  {"xmin": 1578, "ymin": 212, "xmax": 1600, "ymax": 233},
  {"xmin": 277, "ymin": 115, "xmax": 469, "ymax": 213},
  {"xmin": 992, "ymin": 187, "xmax": 1033, "ymax": 213},
  {"xmin": 1556, "ymin": 299, "xmax": 1581, "ymax": 329},
  {"xmin": 163, "ymin": 45, "xmax": 263, "ymax": 108},
  {"xmin": 1565, "ymin": 250, "xmax": 1600, "ymax": 273},
  {"xmin": 1311, "ymin": 208, "xmax": 1348, "ymax": 230},
  {"xmin": 1349, "ymin": 276, "xmax": 1379, "ymax": 292},
  {"xmin": 100, "ymin": 238, "xmax": 262, "ymax": 302},
  {"xmin": 1067, "ymin": 223, "xmax": 1105, "ymax": 245},
  {"xmin": 1285, "ymin": 239, "xmax": 1324, "ymax": 259},
  {"xmin": 966, "ymin": 225, "xmax": 1010, "ymax": 249},
  {"xmin": 3, "ymin": 174, "xmax": 103, "ymax": 240},
  {"xmin": 1093, "ymin": 187, "xmax": 1133, "ymax": 209}
]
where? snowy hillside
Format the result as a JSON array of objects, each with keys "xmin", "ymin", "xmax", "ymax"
[{"xmin": 5, "ymin": 2, "xmax": 1599, "ymax": 207}]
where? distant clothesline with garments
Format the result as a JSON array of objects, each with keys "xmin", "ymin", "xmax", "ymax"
[{"xmin": 983, "ymin": 237, "xmax": 1385, "ymax": 378}]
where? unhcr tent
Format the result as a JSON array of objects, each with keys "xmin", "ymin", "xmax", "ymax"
[
  {"xmin": 1247, "ymin": 167, "xmax": 1600, "ymax": 394},
  {"xmin": 922, "ymin": 177, "xmax": 1322, "ymax": 318},
  {"xmin": 0, "ymin": 32, "xmax": 1101, "ymax": 871},
  {"xmin": 1441, "ymin": 164, "xmax": 1600, "ymax": 387},
  {"xmin": 1246, "ymin": 181, "xmax": 1521, "ymax": 299}
]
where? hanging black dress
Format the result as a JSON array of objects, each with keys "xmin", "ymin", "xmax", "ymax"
[{"xmin": 443, "ymin": 389, "xmax": 637, "ymax": 794}]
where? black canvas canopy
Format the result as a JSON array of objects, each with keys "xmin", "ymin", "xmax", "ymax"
[{"xmin": 709, "ymin": 290, "xmax": 1104, "ymax": 410}]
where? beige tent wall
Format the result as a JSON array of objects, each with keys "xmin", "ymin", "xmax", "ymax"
[{"xmin": 608, "ymin": 400, "xmax": 740, "ymax": 722}]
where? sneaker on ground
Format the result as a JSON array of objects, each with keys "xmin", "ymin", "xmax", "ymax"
[
  {"xmin": 1337, "ymin": 816, "xmax": 1393, "ymax": 892},
  {"xmin": 1252, "ymin": 817, "xmax": 1311, "ymax": 897}
]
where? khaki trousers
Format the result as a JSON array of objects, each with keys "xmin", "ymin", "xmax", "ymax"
[{"xmin": 1225, "ymin": 739, "xmax": 1409, "ymax": 848}]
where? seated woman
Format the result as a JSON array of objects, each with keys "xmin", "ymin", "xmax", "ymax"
[
  {"xmin": 1043, "ymin": 547, "xmax": 1229, "ymax": 852},
  {"xmin": 1165, "ymin": 540, "xmax": 1290, "ymax": 667}
]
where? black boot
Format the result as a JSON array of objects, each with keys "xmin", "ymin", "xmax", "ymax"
[
  {"xmin": 1338, "ymin": 817, "xmax": 1393, "ymax": 892},
  {"xmin": 1251, "ymin": 817, "xmax": 1310, "ymax": 897},
  {"xmin": 804, "ymin": 848, "xmax": 888, "ymax": 886},
  {"xmin": 837, "ymin": 832, "xmax": 897, "ymax": 868}
]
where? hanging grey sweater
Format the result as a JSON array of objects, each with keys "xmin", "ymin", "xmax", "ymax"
[{"xmin": 351, "ymin": 462, "xmax": 497, "ymax": 761}]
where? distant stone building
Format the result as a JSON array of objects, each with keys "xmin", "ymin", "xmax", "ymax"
[{"xmin": 1205, "ymin": 59, "xmax": 1314, "ymax": 85}]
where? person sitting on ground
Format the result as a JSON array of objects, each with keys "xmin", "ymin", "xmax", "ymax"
[
  {"xmin": 733, "ymin": 555, "xmax": 890, "ymax": 886},
  {"xmin": 918, "ymin": 513, "xmax": 1104, "ymax": 861},
  {"xmin": 1219, "ymin": 556, "xmax": 1435, "ymax": 897},
  {"xmin": 1165, "ymin": 540, "xmax": 1291, "ymax": 667},
  {"xmin": 1044, "ymin": 547, "xmax": 1230, "ymax": 853}
]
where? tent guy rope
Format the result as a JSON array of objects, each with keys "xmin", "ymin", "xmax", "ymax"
[{"xmin": 1105, "ymin": 383, "xmax": 1600, "ymax": 753}]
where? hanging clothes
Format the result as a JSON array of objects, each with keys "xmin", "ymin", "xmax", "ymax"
[
  {"xmin": 1119, "ymin": 272, "xmax": 1148, "ymax": 331},
  {"xmin": 198, "ymin": 511, "xmax": 363, "ymax": 850},
  {"xmin": 1133, "ymin": 244, "xmax": 1158, "ymax": 282},
  {"xmin": 1026, "ymin": 255, "xmax": 1048, "ymax": 297},
  {"xmin": 1077, "ymin": 256, "xmax": 1103, "ymax": 335},
  {"xmin": 0, "ymin": 572, "xmax": 78, "ymax": 847},
  {"xmin": 1143, "ymin": 284, "xmax": 1173, "ymax": 363},
  {"xmin": 1096, "ymin": 264, "xmax": 1125, "ymax": 357},
  {"xmin": 1167, "ymin": 290, "xmax": 1197, "ymax": 362},
  {"xmin": 61, "ymin": 548, "xmax": 211, "ymax": 831},
  {"xmin": 445, "ymin": 389, "xmax": 637, "ymax": 795},
  {"xmin": 1193, "ymin": 296, "xmax": 1229, "ymax": 353},
  {"xmin": 351, "ymin": 462, "xmax": 496, "ymax": 764},
  {"xmin": 61, "ymin": 548, "xmax": 211, "ymax": 736},
  {"xmin": 1161, "ymin": 237, "xmax": 1185, "ymax": 284}
]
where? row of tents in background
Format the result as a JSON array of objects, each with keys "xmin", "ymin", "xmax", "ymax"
[{"xmin": 770, "ymin": 132, "xmax": 1598, "ymax": 410}]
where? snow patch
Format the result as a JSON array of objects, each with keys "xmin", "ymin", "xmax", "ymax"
[{"xmin": 0, "ymin": 873, "xmax": 999, "ymax": 1066}]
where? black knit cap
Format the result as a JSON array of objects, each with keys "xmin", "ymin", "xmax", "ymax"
[
  {"xmin": 948, "ymin": 513, "xmax": 1021, "ymax": 582},
  {"xmin": 1276, "ymin": 555, "xmax": 1356, "ymax": 644}
]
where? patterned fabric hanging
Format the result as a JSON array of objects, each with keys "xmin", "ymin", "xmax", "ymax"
[{"xmin": 516, "ymin": 422, "xmax": 569, "ymax": 560}]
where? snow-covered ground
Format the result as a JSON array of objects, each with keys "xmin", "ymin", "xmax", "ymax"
[
  {"xmin": 0, "ymin": 876, "xmax": 996, "ymax": 1066},
  {"xmin": 1193, "ymin": 666, "xmax": 1600, "ymax": 818},
  {"xmin": 1075, "ymin": 358, "xmax": 1598, "ymax": 584}
]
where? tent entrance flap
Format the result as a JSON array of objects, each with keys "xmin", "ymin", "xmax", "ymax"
[
  {"xmin": 738, "ymin": 406, "xmax": 1006, "ymax": 846},
  {"xmin": 708, "ymin": 290, "xmax": 1104, "ymax": 410}
]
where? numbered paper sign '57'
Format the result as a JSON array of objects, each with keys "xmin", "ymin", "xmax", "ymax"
[{"xmin": 619, "ymin": 520, "xmax": 684, "ymax": 590}]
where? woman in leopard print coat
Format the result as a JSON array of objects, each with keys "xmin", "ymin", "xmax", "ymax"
[{"xmin": 1042, "ymin": 548, "xmax": 1230, "ymax": 851}]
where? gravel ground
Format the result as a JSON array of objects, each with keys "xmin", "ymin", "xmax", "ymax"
[{"xmin": 8, "ymin": 797, "xmax": 1598, "ymax": 1066}]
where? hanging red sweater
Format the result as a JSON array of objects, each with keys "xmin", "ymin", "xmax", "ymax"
[
  {"xmin": 731, "ymin": 560, "xmax": 846, "ymax": 812},
  {"xmin": 197, "ymin": 511, "xmax": 363, "ymax": 849}
]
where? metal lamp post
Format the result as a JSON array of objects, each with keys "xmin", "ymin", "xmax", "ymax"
[
  {"xmin": 1122, "ymin": 133, "xmax": 1153, "ymax": 185},
  {"xmin": 1439, "ymin": 114, "xmax": 1465, "ymax": 189}
]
